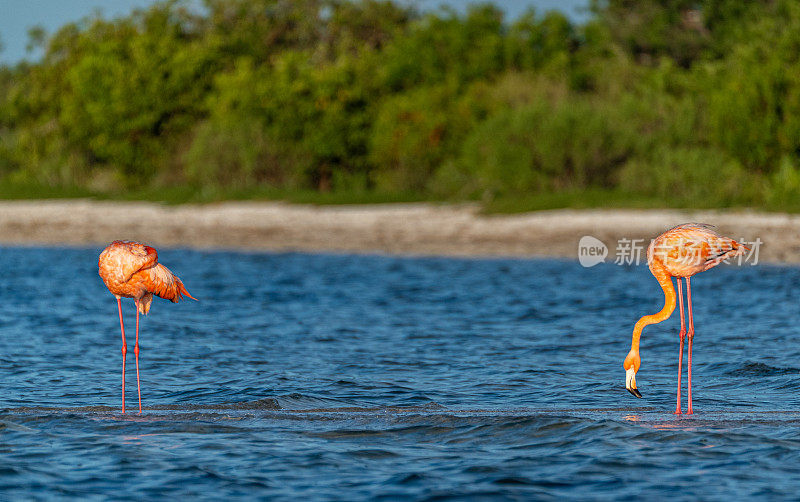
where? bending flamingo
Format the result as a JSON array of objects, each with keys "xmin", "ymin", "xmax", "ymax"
[
  {"xmin": 98, "ymin": 240, "xmax": 196, "ymax": 413},
  {"xmin": 623, "ymin": 223, "xmax": 747, "ymax": 414}
]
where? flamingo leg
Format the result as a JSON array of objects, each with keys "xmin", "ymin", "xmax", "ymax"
[
  {"xmin": 117, "ymin": 298, "xmax": 127, "ymax": 414},
  {"xmin": 686, "ymin": 276, "xmax": 695, "ymax": 415},
  {"xmin": 675, "ymin": 278, "xmax": 686, "ymax": 415},
  {"xmin": 134, "ymin": 301, "xmax": 142, "ymax": 414}
]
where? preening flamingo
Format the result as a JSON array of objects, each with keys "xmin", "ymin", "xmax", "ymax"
[
  {"xmin": 623, "ymin": 223, "xmax": 747, "ymax": 414},
  {"xmin": 98, "ymin": 240, "xmax": 196, "ymax": 413}
]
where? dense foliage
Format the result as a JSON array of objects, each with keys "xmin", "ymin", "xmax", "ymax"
[{"xmin": 1, "ymin": 0, "xmax": 799, "ymax": 209}]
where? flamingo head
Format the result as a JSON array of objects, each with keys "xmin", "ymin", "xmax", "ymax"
[{"xmin": 623, "ymin": 350, "xmax": 642, "ymax": 398}]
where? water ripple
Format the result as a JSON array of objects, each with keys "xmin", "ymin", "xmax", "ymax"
[{"xmin": 0, "ymin": 249, "xmax": 799, "ymax": 498}]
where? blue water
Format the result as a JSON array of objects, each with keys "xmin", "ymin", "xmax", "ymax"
[{"xmin": 1, "ymin": 247, "xmax": 800, "ymax": 499}]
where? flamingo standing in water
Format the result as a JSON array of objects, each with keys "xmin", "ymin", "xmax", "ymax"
[
  {"xmin": 98, "ymin": 240, "xmax": 196, "ymax": 413},
  {"xmin": 623, "ymin": 223, "xmax": 747, "ymax": 414}
]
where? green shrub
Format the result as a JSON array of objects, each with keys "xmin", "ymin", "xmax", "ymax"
[
  {"xmin": 2, "ymin": 0, "xmax": 800, "ymax": 211},
  {"xmin": 617, "ymin": 146, "xmax": 763, "ymax": 206},
  {"xmin": 449, "ymin": 97, "xmax": 638, "ymax": 197},
  {"xmin": 369, "ymin": 82, "xmax": 471, "ymax": 192},
  {"xmin": 185, "ymin": 119, "xmax": 291, "ymax": 188},
  {"xmin": 766, "ymin": 155, "xmax": 800, "ymax": 210}
]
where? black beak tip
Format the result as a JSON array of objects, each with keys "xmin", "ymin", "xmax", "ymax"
[{"xmin": 628, "ymin": 387, "xmax": 642, "ymax": 398}]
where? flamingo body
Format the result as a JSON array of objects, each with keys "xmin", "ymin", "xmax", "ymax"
[
  {"xmin": 99, "ymin": 240, "xmax": 194, "ymax": 314},
  {"xmin": 98, "ymin": 240, "xmax": 196, "ymax": 413},
  {"xmin": 623, "ymin": 223, "xmax": 747, "ymax": 414},
  {"xmin": 648, "ymin": 223, "xmax": 743, "ymax": 277}
]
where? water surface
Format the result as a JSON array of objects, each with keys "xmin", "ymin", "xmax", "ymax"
[{"xmin": 1, "ymin": 248, "xmax": 798, "ymax": 499}]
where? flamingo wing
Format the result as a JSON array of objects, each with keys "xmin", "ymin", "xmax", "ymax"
[{"xmin": 142, "ymin": 263, "xmax": 196, "ymax": 303}]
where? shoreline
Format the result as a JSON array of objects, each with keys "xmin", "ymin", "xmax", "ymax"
[{"xmin": 0, "ymin": 199, "xmax": 795, "ymax": 263}]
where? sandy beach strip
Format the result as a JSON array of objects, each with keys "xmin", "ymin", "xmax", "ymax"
[{"xmin": 0, "ymin": 199, "xmax": 797, "ymax": 263}]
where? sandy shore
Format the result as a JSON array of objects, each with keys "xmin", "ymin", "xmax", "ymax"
[{"xmin": 0, "ymin": 199, "xmax": 797, "ymax": 263}]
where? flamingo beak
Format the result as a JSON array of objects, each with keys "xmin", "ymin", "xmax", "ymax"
[{"xmin": 626, "ymin": 367, "xmax": 642, "ymax": 398}]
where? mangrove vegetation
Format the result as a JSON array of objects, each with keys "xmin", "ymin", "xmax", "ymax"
[{"xmin": 1, "ymin": 0, "xmax": 799, "ymax": 210}]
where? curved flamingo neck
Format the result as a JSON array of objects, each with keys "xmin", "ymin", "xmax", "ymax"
[{"xmin": 631, "ymin": 260, "xmax": 676, "ymax": 352}]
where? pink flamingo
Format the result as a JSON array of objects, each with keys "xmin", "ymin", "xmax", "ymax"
[
  {"xmin": 623, "ymin": 223, "xmax": 747, "ymax": 414},
  {"xmin": 98, "ymin": 240, "xmax": 196, "ymax": 413}
]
